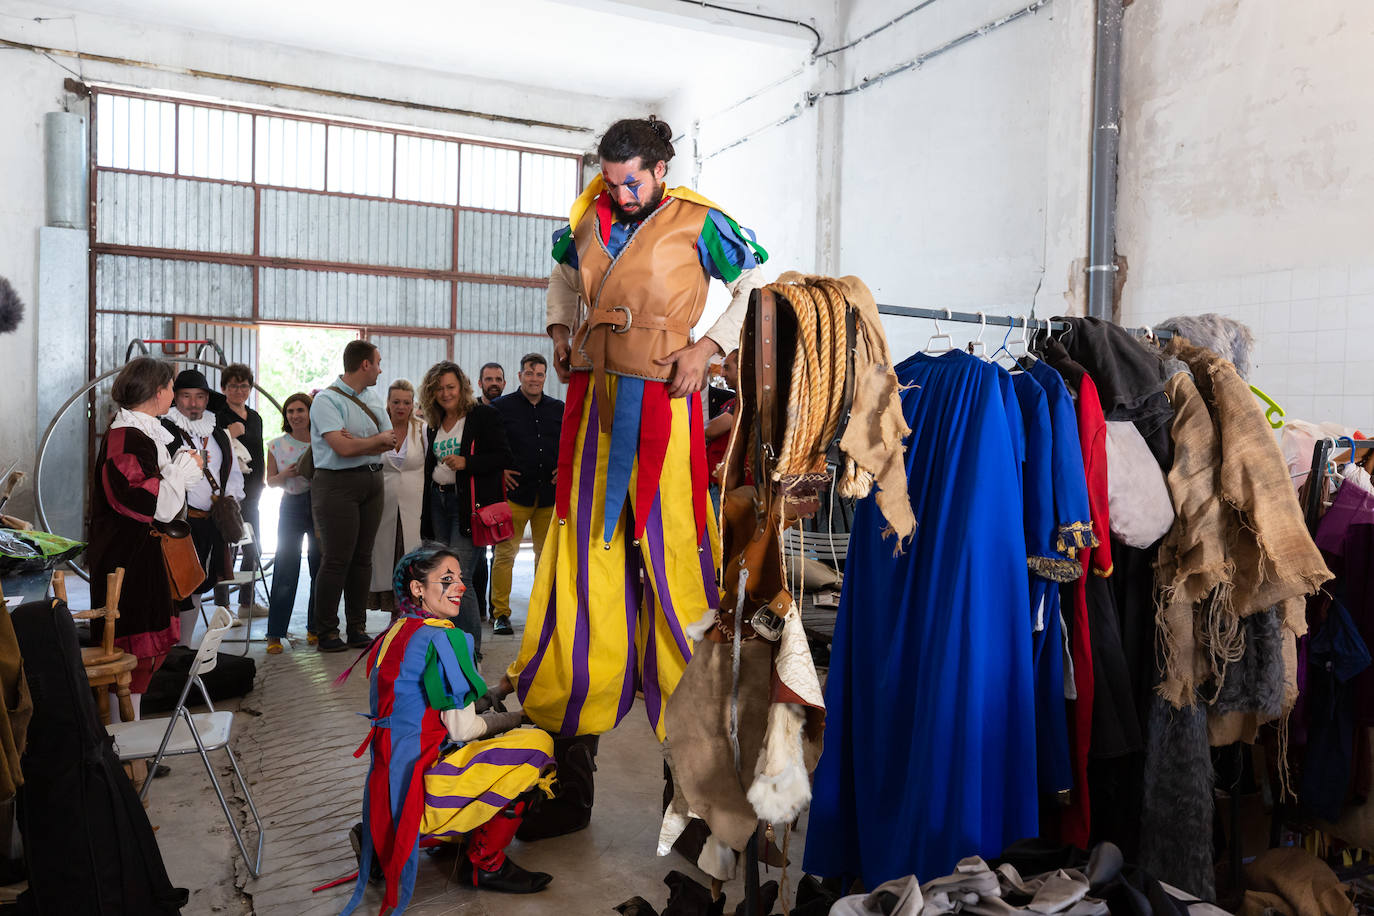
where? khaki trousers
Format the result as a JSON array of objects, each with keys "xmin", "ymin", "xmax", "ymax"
[{"xmin": 490, "ymin": 501, "xmax": 555, "ymax": 620}]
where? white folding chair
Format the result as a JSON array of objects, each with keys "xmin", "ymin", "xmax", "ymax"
[
  {"xmin": 217, "ymin": 522, "xmax": 271, "ymax": 655},
  {"xmin": 106, "ymin": 607, "xmax": 265, "ymax": 877}
]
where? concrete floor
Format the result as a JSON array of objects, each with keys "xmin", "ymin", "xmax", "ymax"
[{"xmin": 143, "ymin": 547, "xmax": 809, "ymax": 915}]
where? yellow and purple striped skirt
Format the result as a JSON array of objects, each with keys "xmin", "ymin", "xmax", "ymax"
[
  {"xmin": 419, "ymin": 728, "xmax": 556, "ymax": 839},
  {"xmin": 507, "ymin": 371, "xmax": 722, "ymax": 741}
]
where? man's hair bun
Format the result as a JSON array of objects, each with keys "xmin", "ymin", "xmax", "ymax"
[{"xmin": 647, "ymin": 117, "xmax": 673, "ymax": 143}]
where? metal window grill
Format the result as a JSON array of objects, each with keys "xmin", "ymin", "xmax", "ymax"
[{"xmin": 89, "ymin": 86, "xmax": 580, "ymax": 414}]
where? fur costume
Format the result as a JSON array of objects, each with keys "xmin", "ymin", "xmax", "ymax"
[
  {"xmin": 1139, "ymin": 697, "xmax": 1215, "ymax": 901},
  {"xmin": 1158, "ymin": 314, "xmax": 1255, "ymax": 380}
]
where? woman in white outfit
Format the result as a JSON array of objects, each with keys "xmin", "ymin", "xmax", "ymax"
[{"xmin": 368, "ymin": 379, "xmax": 427, "ymax": 615}]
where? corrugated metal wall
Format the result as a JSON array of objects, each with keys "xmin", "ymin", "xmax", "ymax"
[
  {"xmin": 97, "ymin": 172, "xmax": 254, "ymax": 253},
  {"xmin": 259, "ymin": 268, "xmax": 450, "ymax": 328},
  {"xmin": 93, "ymin": 88, "xmax": 574, "ymax": 440},
  {"xmin": 457, "ymin": 211, "xmax": 562, "ymax": 278},
  {"xmin": 260, "ymin": 191, "xmax": 452, "ymax": 269},
  {"xmin": 373, "ymin": 334, "xmax": 449, "ymax": 393}
]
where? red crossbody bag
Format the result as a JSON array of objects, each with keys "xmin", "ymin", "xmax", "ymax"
[{"xmin": 468, "ymin": 438, "xmax": 513, "ymax": 547}]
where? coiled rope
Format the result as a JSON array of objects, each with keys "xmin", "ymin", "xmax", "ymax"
[{"xmin": 765, "ymin": 276, "xmax": 852, "ymax": 494}]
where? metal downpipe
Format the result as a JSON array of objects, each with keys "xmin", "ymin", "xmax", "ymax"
[{"xmin": 1087, "ymin": 0, "xmax": 1124, "ymax": 319}]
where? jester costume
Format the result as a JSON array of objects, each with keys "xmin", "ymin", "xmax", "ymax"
[
  {"xmin": 342, "ymin": 608, "xmax": 555, "ymax": 914},
  {"xmin": 507, "ymin": 176, "xmax": 768, "ymax": 741}
]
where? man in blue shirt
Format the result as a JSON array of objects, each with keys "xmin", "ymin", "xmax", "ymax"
[
  {"xmin": 490, "ymin": 353, "xmax": 563, "ymax": 635},
  {"xmin": 309, "ymin": 340, "xmax": 398, "ymax": 652}
]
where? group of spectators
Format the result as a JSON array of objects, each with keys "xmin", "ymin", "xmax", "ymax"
[
  {"xmin": 87, "ymin": 335, "xmax": 736, "ymax": 715},
  {"xmin": 290, "ymin": 340, "xmax": 562, "ymax": 654}
]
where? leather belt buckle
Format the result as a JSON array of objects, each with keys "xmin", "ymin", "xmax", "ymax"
[
  {"xmin": 750, "ymin": 606, "xmax": 784, "ymax": 642},
  {"xmin": 609, "ymin": 305, "xmax": 632, "ymax": 334}
]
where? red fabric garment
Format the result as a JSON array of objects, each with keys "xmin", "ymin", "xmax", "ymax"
[
  {"xmin": 687, "ymin": 391, "xmax": 709, "ymax": 543},
  {"xmin": 704, "ymin": 397, "xmax": 736, "ymax": 476},
  {"xmin": 351, "ymin": 620, "xmax": 449, "ymax": 914},
  {"xmin": 87, "ymin": 426, "xmax": 179, "ymax": 693},
  {"xmin": 466, "ymin": 799, "xmax": 526, "ymax": 876},
  {"xmin": 1061, "ymin": 372, "xmax": 1110, "ymax": 849},
  {"xmin": 555, "ymin": 371, "xmax": 591, "ymax": 520},
  {"xmin": 634, "ymin": 381, "xmax": 673, "ymax": 540},
  {"xmin": 1079, "ymin": 375, "xmax": 1113, "ymax": 578}
]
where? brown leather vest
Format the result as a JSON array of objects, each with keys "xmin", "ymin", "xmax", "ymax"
[{"xmin": 569, "ymin": 196, "xmax": 711, "ymax": 385}]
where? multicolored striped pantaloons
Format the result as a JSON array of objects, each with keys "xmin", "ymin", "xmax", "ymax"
[{"xmin": 507, "ymin": 370, "xmax": 722, "ymax": 741}]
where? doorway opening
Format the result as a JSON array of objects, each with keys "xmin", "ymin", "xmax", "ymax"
[{"xmin": 254, "ymin": 324, "xmax": 359, "ymax": 560}]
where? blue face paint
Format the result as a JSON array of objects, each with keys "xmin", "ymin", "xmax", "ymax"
[{"xmin": 625, "ymin": 179, "xmax": 641, "ymax": 201}]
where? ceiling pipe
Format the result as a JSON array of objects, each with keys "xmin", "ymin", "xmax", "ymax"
[{"xmin": 1086, "ymin": 0, "xmax": 1124, "ymax": 319}]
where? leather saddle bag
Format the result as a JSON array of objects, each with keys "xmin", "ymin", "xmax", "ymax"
[{"xmin": 152, "ymin": 519, "xmax": 206, "ymax": 601}]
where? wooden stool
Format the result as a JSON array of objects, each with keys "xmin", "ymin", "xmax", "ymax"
[{"xmin": 53, "ymin": 569, "xmax": 137, "ymax": 725}]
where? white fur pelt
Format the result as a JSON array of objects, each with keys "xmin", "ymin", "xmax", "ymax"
[
  {"xmin": 747, "ymin": 702, "xmax": 810, "ymax": 823},
  {"xmin": 683, "ymin": 607, "xmax": 717, "ymax": 642}
]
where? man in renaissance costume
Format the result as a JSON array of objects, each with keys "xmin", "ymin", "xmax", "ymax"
[{"xmin": 498, "ymin": 115, "xmax": 768, "ymax": 835}]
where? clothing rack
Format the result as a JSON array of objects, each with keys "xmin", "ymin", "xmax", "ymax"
[
  {"xmin": 1303, "ymin": 438, "xmax": 1374, "ymax": 530},
  {"xmin": 1268, "ymin": 436, "xmax": 1374, "ymax": 878},
  {"xmin": 874, "ymin": 305, "xmax": 1176, "ymax": 340}
]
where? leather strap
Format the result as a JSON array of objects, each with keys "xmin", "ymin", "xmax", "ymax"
[
  {"xmin": 754, "ymin": 288, "xmax": 778, "ymax": 480},
  {"xmin": 585, "ymin": 307, "xmax": 691, "ymax": 336},
  {"xmin": 328, "ymin": 384, "xmax": 383, "ymax": 433},
  {"xmin": 467, "ymin": 437, "xmax": 508, "ymax": 510}
]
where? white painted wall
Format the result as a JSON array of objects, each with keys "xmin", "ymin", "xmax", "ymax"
[
  {"xmin": 665, "ymin": 0, "xmax": 1094, "ymax": 361},
  {"xmin": 1117, "ymin": 0, "xmax": 1374, "ymax": 429}
]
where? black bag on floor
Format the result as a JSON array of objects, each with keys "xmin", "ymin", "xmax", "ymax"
[
  {"xmin": 516, "ymin": 734, "xmax": 597, "ymax": 840},
  {"xmin": 140, "ymin": 645, "xmax": 256, "ymax": 714},
  {"xmin": 11, "ymin": 599, "xmax": 187, "ymax": 915}
]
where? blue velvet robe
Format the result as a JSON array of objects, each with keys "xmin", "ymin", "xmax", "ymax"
[{"xmin": 804, "ymin": 349, "xmax": 1038, "ymax": 888}]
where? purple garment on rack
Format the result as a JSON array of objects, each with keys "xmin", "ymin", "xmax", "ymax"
[{"xmin": 1314, "ymin": 478, "xmax": 1374, "ymax": 556}]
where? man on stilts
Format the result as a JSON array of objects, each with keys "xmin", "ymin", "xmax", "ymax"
[{"xmin": 497, "ymin": 116, "xmax": 768, "ymax": 837}]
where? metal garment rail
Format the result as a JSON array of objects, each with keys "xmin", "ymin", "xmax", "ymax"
[
  {"xmin": 875, "ymin": 304, "xmax": 1176, "ymax": 339},
  {"xmin": 1303, "ymin": 437, "xmax": 1374, "ymax": 530}
]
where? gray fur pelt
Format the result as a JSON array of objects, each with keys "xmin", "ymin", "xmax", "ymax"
[
  {"xmin": 1139, "ymin": 696, "xmax": 1216, "ymax": 901},
  {"xmin": 1211, "ymin": 607, "xmax": 1284, "ymax": 717},
  {"xmin": 1158, "ymin": 313, "xmax": 1255, "ymax": 379}
]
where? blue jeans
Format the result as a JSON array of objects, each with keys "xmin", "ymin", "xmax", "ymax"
[
  {"xmin": 429, "ymin": 488, "xmax": 482, "ymax": 654},
  {"xmin": 268, "ymin": 490, "xmax": 321, "ymax": 639}
]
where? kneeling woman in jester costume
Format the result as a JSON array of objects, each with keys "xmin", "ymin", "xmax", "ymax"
[{"xmin": 341, "ymin": 544, "xmax": 557, "ymax": 913}]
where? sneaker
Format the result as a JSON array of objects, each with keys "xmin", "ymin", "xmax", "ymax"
[
  {"xmin": 492, "ymin": 617, "xmax": 514, "ymax": 636},
  {"xmin": 238, "ymin": 604, "xmax": 270, "ymax": 620},
  {"xmin": 266, "ymin": 639, "xmax": 284, "ymax": 655},
  {"xmin": 346, "ymin": 631, "xmax": 372, "ymax": 649},
  {"xmin": 317, "ymin": 634, "xmax": 347, "ymax": 653}
]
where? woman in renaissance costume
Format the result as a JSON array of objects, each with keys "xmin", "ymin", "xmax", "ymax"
[{"xmin": 341, "ymin": 544, "xmax": 556, "ymax": 915}]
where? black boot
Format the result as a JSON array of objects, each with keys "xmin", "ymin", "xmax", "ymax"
[
  {"xmin": 516, "ymin": 735, "xmax": 598, "ymax": 840},
  {"xmin": 349, "ymin": 823, "xmax": 384, "ymax": 884},
  {"xmin": 470, "ymin": 856, "xmax": 553, "ymax": 893}
]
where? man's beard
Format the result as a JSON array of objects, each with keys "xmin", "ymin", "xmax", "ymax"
[
  {"xmin": 610, "ymin": 181, "xmax": 664, "ymax": 224},
  {"xmin": 483, "ymin": 384, "xmax": 502, "ymax": 400}
]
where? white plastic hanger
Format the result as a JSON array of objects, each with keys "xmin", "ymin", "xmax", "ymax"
[
  {"xmin": 966, "ymin": 312, "xmax": 990, "ymax": 360},
  {"xmin": 924, "ymin": 307, "xmax": 954, "ymax": 354}
]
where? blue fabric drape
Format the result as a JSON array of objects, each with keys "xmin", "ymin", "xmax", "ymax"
[{"xmin": 804, "ymin": 349, "xmax": 1039, "ymax": 888}]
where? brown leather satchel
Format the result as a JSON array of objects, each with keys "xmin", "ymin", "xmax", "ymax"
[{"xmin": 152, "ymin": 519, "xmax": 205, "ymax": 600}]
